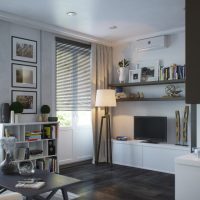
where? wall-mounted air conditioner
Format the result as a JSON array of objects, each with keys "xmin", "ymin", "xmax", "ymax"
[{"xmin": 136, "ymin": 35, "xmax": 166, "ymax": 51}]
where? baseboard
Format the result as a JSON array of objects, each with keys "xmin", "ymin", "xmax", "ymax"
[{"xmin": 59, "ymin": 159, "xmax": 92, "ymax": 171}]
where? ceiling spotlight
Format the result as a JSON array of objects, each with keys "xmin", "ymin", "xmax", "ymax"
[
  {"xmin": 109, "ymin": 26, "xmax": 117, "ymax": 30},
  {"xmin": 67, "ymin": 11, "xmax": 77, "ymax": 16}
]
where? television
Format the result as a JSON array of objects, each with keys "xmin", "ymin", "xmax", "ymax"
[{"xmin": 134, "ymin": 116, "xmax": 167, "ymax": 143}]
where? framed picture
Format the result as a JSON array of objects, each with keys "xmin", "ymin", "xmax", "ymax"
[
  {"xmin": 12, "ymin": 36, "xmax": 37, "ymax": 63},
  {"xmin": 11, "ymin": 90, "xmax": 37, "ymax": 114},
  {"xmin": 141, "ymin": 66, "xmax": 158, "ymax": 82},
  {"xmin": 138, "ymin": 60, "xmax": 159, "ymax": 82},
  {"xmin": 12, "ymin": 63, "xmax": 37, "ymax": 89},
  {"xmin": 129, "ymin": 69, "xmax": 141, "ymax": 83}
]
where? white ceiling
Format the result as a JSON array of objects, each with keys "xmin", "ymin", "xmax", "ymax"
[{"xmin": 0, "ymin": 0, "xmax": 185, "ymax": 43}]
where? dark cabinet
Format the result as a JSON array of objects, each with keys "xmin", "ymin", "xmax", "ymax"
[{"xmin": 186, "ymin": 0, "xmax": 200, "ymax": 103}]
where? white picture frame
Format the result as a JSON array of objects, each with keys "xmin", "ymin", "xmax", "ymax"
[
  {"xmin": 139, "ymin": 60, "xmax": 159, "ymax": 82},
  {"xmin": 129, "ymin": 69, "xmax": 141, "ymax": 83}
]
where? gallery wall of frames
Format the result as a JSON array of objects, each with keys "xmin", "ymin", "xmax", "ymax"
[{"xmin": 11, "ymin": 36, "xmax": 38, "ymax": 114}]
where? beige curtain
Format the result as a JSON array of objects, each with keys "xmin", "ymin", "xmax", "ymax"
[{"xmin": 91, "ymin": 43, "xmax": 113, "ymax": 163}]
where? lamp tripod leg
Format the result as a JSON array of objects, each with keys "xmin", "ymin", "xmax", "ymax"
[
  {"xmin": 106, "ymin": 116, "xmax": 109, "ymax": 163},
  {"xmin": 108, "ymin": 116, "xmax": 112, "ymax": 166},
  {"xmin": 96, "ymin": 116, "xmax": 103, "ymax": 165}
]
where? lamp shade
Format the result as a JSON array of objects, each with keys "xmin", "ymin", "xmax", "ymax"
[{"xmin": 95, "ymin": 89, "xmax": 116, "ymax": 107}]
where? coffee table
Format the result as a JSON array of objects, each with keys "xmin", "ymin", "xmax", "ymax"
[{"xmin": 0, "ymin": 170, "xmax": 80, "ymax": 200}]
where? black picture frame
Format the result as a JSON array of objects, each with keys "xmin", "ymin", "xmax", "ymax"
[
  {"xmin": 11, "ymin": 36, "xmax": 37, "ymax": 64},
  {"xmin": 11, "ymin": 90, "xmax": 37, "ymax": 114},
  {"xmin": 11, "ymin": 63, "xmax": 37, "ymax": 89}
]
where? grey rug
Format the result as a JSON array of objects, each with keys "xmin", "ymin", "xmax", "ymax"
[
  {"xmin": 3, "ymin": 189, "xmax": 80, "ymax": 200},
  {"xmin": 4, "ymin": 190, "xmax": 80, "ymax": 200},
  {"xmin": 41, "ymin": 190, "xmax": 80, "ymax": 199}
]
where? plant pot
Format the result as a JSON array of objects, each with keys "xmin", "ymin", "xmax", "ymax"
[
  {"xmin": 10, "ymin": 111, "xmax": 15, "ymax": 123},
  {"xmin": 42, "ymin": 114, "xmax": 49, "ymax": 122}
]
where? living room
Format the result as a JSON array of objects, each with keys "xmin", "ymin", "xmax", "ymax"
[{"xmin": 0, "ymin": 0, "xmax": 199, "ymax": 200}]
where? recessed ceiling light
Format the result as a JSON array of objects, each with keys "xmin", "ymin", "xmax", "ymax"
[
  {"xmin": 109, "ymin": 26, "xmax": 117, "ymax": 30},
  {"xmin": 67, "ymin": 11, "xmax": 77, "ymax": 16}
]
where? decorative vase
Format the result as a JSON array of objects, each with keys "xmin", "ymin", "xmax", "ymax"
[
  {"xmin": 36, "ymin": 115, "xmax": 42, "ymax": 122},
  {"xmin": 0, "ymin": 153, "xmax": 16, "ymax": 174},
  {"xmin": 18, "ymin": 160, "xmax": 35, "ymax": 176},
  {"xmin": 10, "ymin": 111, "xmax": 15, "ymax": 123},
  {"xmin": 118, "ymin": 67, "xmax": 126, "ymax": 83},
  {"xmin": 1, "ymin": 103, "xmax": 10, "ymax": 123}
]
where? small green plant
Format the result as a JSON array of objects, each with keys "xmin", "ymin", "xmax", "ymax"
[
  {"xmin": 10, "ymin": 102, "xmax": 24, "ymax": 113},
  {"xmin": 41, "ymin": 105, "xmax": 50, "ymax": 114},
  {"xmin": 118, "ymin": 59, "xmax": 129, "ymax": 68}
]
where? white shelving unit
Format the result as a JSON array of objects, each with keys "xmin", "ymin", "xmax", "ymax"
[{"xmin": 0, "ymin": 122, "xmax": 59, "ymax": 173}]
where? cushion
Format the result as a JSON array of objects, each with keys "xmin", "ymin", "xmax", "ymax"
[{"xmin": 0, "ymin": 192, "xmax": 23, "ymax": 200}]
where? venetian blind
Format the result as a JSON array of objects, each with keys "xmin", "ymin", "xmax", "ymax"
[{"xmin": 56, "ymin": 38, "xmax": 91, "ymax": 111}]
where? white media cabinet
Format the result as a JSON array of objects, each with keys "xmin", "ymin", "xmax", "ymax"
[{"xmin": 112, "ymin": 139, "xmax": 190, "ymax": 174}]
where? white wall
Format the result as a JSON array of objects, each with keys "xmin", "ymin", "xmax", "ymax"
[
  {"xmin": 112, "ymin": 31, "xmax": 190, "ymax": 144},
  {"xmin": 0, "ymin": 21, "xmax": 58, "ymax": 120}
]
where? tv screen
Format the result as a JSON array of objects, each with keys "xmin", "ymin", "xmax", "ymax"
[{"xmin": 134, "ymin": 116, "xmax": 167, "ymax": 142}]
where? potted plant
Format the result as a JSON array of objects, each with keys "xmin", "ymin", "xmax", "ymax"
[
  {"xmin": 10, "ymin": 102, "xmax": 24, "ymax": 123},
  {"xmin": 118, "ymin": 58, "xmax": 129, "ymax": 68},
  {"xmin": 41, "ymin": 105, "xmax": 50, "ymax": 122},
  {"xmin": 117, "ymin": 58, "xmax": 130, "ymax": 83}
]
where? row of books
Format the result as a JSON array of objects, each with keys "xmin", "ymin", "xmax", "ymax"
[
  {"xmin": 159, "ymin": 64, "xmax": 185, "ymax": 81},
  {"xmin": 24, "ymin": 125, "xmax": 57, "ymax": 141},
  {"xmin": 25, "ymin": 130, "xmax": 42, "ymax": 141},
  {"xmin": 36, "ymin": 157, "xmax": 57, "ymax": 172}
]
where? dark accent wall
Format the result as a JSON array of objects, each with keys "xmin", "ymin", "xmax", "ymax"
[
  {"xmin": 191, "ymin": 104, "xmax": 197, "ymax": 151},
  {"xmin": 186, "ymin": 0, "xmax": 200, "ymax": 103}
]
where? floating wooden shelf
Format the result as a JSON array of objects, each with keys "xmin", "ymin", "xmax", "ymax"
[
  {"xmin": 109, "ymin": 79, "xmax": 185, "ymax": 88},
  {"xmin": 117, "ymin": 97, "xmax": 185, "ymax": 102}
]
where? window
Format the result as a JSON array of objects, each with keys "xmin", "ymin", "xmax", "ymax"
[{"xmin": 56, "ymin": 38, "xmax": 91, "ymax": 127}]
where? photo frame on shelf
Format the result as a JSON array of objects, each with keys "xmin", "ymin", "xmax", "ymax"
[
  {"xmin": 129, "ymin": 69, "xmax": 141, "ymax": 83},
  {"xmin": 139, "ymin": 60, "xmax": 159, "ymax": 82},
  {"xmin": 12, "ymin": 63, "xmax": 37, "ymax": 89},
  {"xmin": 11, "ymin": 90, "xmax": 37, "ymax": 114},
  {"xmin": 11, "ymin": 36, "xmax": 37, "ymax": 63}
]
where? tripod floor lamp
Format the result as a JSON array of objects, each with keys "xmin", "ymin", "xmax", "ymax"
[{"xmin": 95, "ymin": 89, "xmax": 116, "ymax": 166}]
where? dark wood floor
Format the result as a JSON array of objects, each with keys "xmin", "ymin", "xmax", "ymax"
[{"xmin": 60, "ymin": 163, "xmax": 175, "ymax": 200}]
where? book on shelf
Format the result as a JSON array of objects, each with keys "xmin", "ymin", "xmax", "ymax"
[
  {"xmin": 36, "ymin": 159, "xmax": 45, "ymax": 170},
  {"xmin": 25, "ymin": 131, "xmax": 42, "ymax": 141},
  {"xmin": 159, "ymin": 64, "xmax": 185, "ymax": 81},
  {"xmin": 43, "ymin": 125, "xmax": 56, "ymax": 139},
  {"xmin": 16, "ymin": 147, "xmax": 26, "ymax": 160},
  {"xmin": 45, "ymin": 157, "xmax": 57, "ymax": 172}
]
